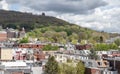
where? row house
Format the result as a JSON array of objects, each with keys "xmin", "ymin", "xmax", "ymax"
[
  {"xmin": 107, "ymin": 50, "xmax": 120, "ymax": 58},
  {"xmin": 6, "ymin": 27, "xmax": 26, "ymax": 39},
  {"xmin": 13, "ymin": 48, "xmax": 45, "ymax": 61},
  {"xmin": 0, "ymin": 27, "xmax": 26, "ymax": 42},
  {"xmin": 0, "ymin": 61, "xmax": 31, "ymax": 74},
  {"xmin": 18, "ymin": 43, "xmax": 44, "ymax": 49},
  {"xmin": 53, "ymin": 50, "xmax": 89, "ymax": 63},
  {"xmin": 75, "ymin": 44, "xmax": 91, "ymax": 50},
  {"xmin": 0, "ymin": 48, "xmax": 13, "ymax": 61},
  {"xmin": 0, "ymin": 31, "xmax": 7, "ymax": 42},
  {"xmin": 84, "ymin": 59, "xmax": 118, "ymax": 74},
  {"xmin": 97, "ymin": 50, "xmax": 120, "ymax": 59}
]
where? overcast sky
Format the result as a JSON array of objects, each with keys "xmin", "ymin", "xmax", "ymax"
[{"xmin": 0, "ymin": 0, "xmax": 120, "ymax": 33}]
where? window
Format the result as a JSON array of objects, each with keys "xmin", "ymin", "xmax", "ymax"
[
  {"xmin": 98, "ymin": 62, "xmax": 102, "ymax": 66},
  {"xmin": 88, "ymin": 62, "xmax": 92, "ymax": 67},
  {"xmin": 104, "ymin": 62, "xmax": 108, "ymax": 65}
]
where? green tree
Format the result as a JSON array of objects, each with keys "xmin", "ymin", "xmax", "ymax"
[
  {"xmin": 69, "ymin": 33, "xmax": 79, "ymax": 42},
  {"xmin": 60, "ymin": 63, "xmax": 75, "ymax": 74},
  {"xmin": 43, "ymin": 44, "xmax": 59, "ymax": 51},
  {"xmin": 89, "ymin": 49, "xmax": 98, "ymax": 60},
  {"xmin": 109, "ymin": 43, "xmax": 118, "ymax": 49},
  {"xmin": 44, "ymin": 56, "xmax": 60, "ymax": 74},
  {"xmin": 100, "ymin": 36, "xmax": 104, "ymax": 43},
  {"xmin": 94, "ymin": 43, "xmax": 118, "ymax": 51},
  {"xmin": 76, "ymin": 61, "xmax": 85, "ymax": 74},
  {"xmin": 71, "ymin": 39, "xmax": 78, "ymax": 45},
  {"xmin": 78, "ymin": 32, "xmax": 87, "ymax": 42},
  {"xmin": 19, "ymin": 37, "xmax": 29, "ymax": 43},
  {"xmin": 114, "ymin": 38, "xmax": 120, "ymax": 46}
]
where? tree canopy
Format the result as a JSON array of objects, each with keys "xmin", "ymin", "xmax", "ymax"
[
  {"xmin": 19, "ymin": 37, "xmax": 29, "ymax": 43},
  {"xmin": 94, "ymin": 43, "xmax": 118, "ymax": 51},
  {"xmin": 43, "ymin": 44, "xmax": 59, "ymax": 51},
  {"xmin": 44, "ymin": 56, "xmax": 60, "ymax": 74},
  {"xmin": 76, "ymin": 61, "xmax": 85, "ymax": 74}
]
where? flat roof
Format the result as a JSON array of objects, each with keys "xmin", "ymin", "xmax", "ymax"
[{"xmin": 1, "ymin": 61, "xmax": 27, "ymax": 67}]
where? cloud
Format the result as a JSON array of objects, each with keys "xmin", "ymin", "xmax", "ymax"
[
  {"xmin": 0, "ymin": 0, "xmax": 9, "ymax": 10},
  {"xmin": 56, "ymin": 6, "xmax": 120, "ymax": 32},
  {"xmin": 6, "ymin": 0, "xmax": 107, "ymax": 14}
]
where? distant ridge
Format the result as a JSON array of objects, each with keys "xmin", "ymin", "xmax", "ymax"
[
  {"xmin": 0, "ymin": 10, "xmax": 70, "ymax": 31},
  {"xmin": 0, "ymin": 10, "xmax": 119, "ymax": 39}
]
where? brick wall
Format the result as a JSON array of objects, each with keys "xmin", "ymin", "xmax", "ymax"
[
  {"xmin": 18, "ymin": 44, "xmax": 44, "ymax": 49},
  {"xmin": 0, "ymin": 33, "xmax": 7, "ymax": 41},
  {"xmin": 12, "ymin": 72, "xmax": 24, "ymax": 74},
  {"xmin": 85, "ymin": 68, "xmax": 101, "ymax": 74}
]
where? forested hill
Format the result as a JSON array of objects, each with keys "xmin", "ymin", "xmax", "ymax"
[
  {"xmin": 0, "ymin": 10, "xmax": 119, "ymax": 41},
  {"xmin": 0, "ymin": 10, "xmax": 70, "ymax": 31}
]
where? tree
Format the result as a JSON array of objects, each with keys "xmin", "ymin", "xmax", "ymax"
[
  {"xmin": 71, "ymin": 39, "xmax": 78, "ymax": 45},
  {"xmin": 114, "ymin": 38, "xmax": 120, "ymax": 46},
  {"xmin": 42, "ymin": 44, "xmax": 59, "ymax": 51},
  {"xmin": 69, "ymin": 33, "xmax": 79, "ymax": 43},
  {"xmin": 76, "ymin": 61, "xmax": 85, "ymax": 74},
  {"xmin": 78, "ymin": 32, "xmax": 87, "ymax": 42},
  {"xmin": 109, "ymin": 43, "xmax": 118, "ymax": 49},
  {"xmin": 89, "ymin": 49, "xmax": 98, "ymax": 60},
  {"xmin": 60, "ymin": 63, "xmax": 75, "ymax": 74},
  {"xmin": 19, "ymin": 37, "xmax": 29, "ymax": 43},
  {"xmin": 100, "ymin": 36, "xmax": 104, "ymax": 43},
  {"xmin": 94, "ymin": 43, "xmax": 118, "ymax": 51},
  {"xmin": 44, "ymin": 56, "xmax": 60, "ymax": 74}
]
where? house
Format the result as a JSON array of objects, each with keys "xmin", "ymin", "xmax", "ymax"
[
  {"xmin": 53, "ymin": 50, "xmax": 90, "ymax": 63},
  {"xmin": 100, "ymin": 50, "xmax": 120, "ymax": 58},
  {"xmin": 13, "ymin": 48, "xmax": 27, "ymax": 60},
  {"xmin": 0, "ymin": 48, "xmax": 13, "ymax": 61},
  {"xmin": 65, "ymin": 43, "xmax": 75, "ymax": 50},
  {"xmin": 107, "ymin": 50, "xmax": 120, "ymax": 58},
  {"xmin": 74, "ymin": 50, "xmax": 90, "ymax": 60},
  {"xmin": 6, "ymin": 28, "xmax": 18, "ymax": 38},
  {"xmin": 6, "ymin": 27, "xmax": 26, "ymax": 39},
  {"xmin": 0, "ymin": 31, "xmax": 7, "ymax": 42},
  {"xmin": 105, "ymin": 57, "xmax": 120, "ymax": 74},
  {"xmin": 19, "ymin": 27, "xmax": 26, "ymax": 38},
  {"xmin": 83, "ymin": 59, "xmax": 118, "ymax": 74},
  {"xmin": 32, "ymin": 67, "xmax": 43, "ymax": 74},
  {"xmin": 1, "ymin": 61, "xmax": 31, "ymax": 74},
  {"xmin": 18, "ymin": 43, "xmax": 44, "ymax": 49},
  {"xmin": 96, "ymin": 51, "xmax": 108, "ymax": 59},
  {"xmin": 75, "ymin": 44, "xmax": 91, "ymax": 50},
  {"xmin": 53, "ymin": 52, "xmax": 67, "ymax": 63},
  {"xmin": 33, "ymin": 49, "xmax": 45, "ymax": 61},
  {"xmin": 13, "ymin": 47, "xmax": 45, "ymax": 61}
]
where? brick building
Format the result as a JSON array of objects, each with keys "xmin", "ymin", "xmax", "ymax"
[
  {"xmin": 0, "ymin": 31, "xmax": 7, "ymax": 41},
  {"xmin": 18, "ymin": 43, "xmax": 44, "ymax": 49},
  {"xmin": 6, "ymin": 27, "xmax": 18, "ymax": 38},
  {"xmin": 75, "ymin": 44, "xmax": 91, "ymax": 50}
]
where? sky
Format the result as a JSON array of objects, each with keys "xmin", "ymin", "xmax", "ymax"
[{"xmin": 0, "ymin": 0, "xmax": 120, "ymax": 33}]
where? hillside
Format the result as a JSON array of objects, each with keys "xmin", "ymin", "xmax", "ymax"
[
  {"xmin": 0, "ymin": 10, "xmax": 70, "ymax": 31},
  {"xmin": 0, "ymin": 10, "xmax": 119, "ymax": 43}
]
